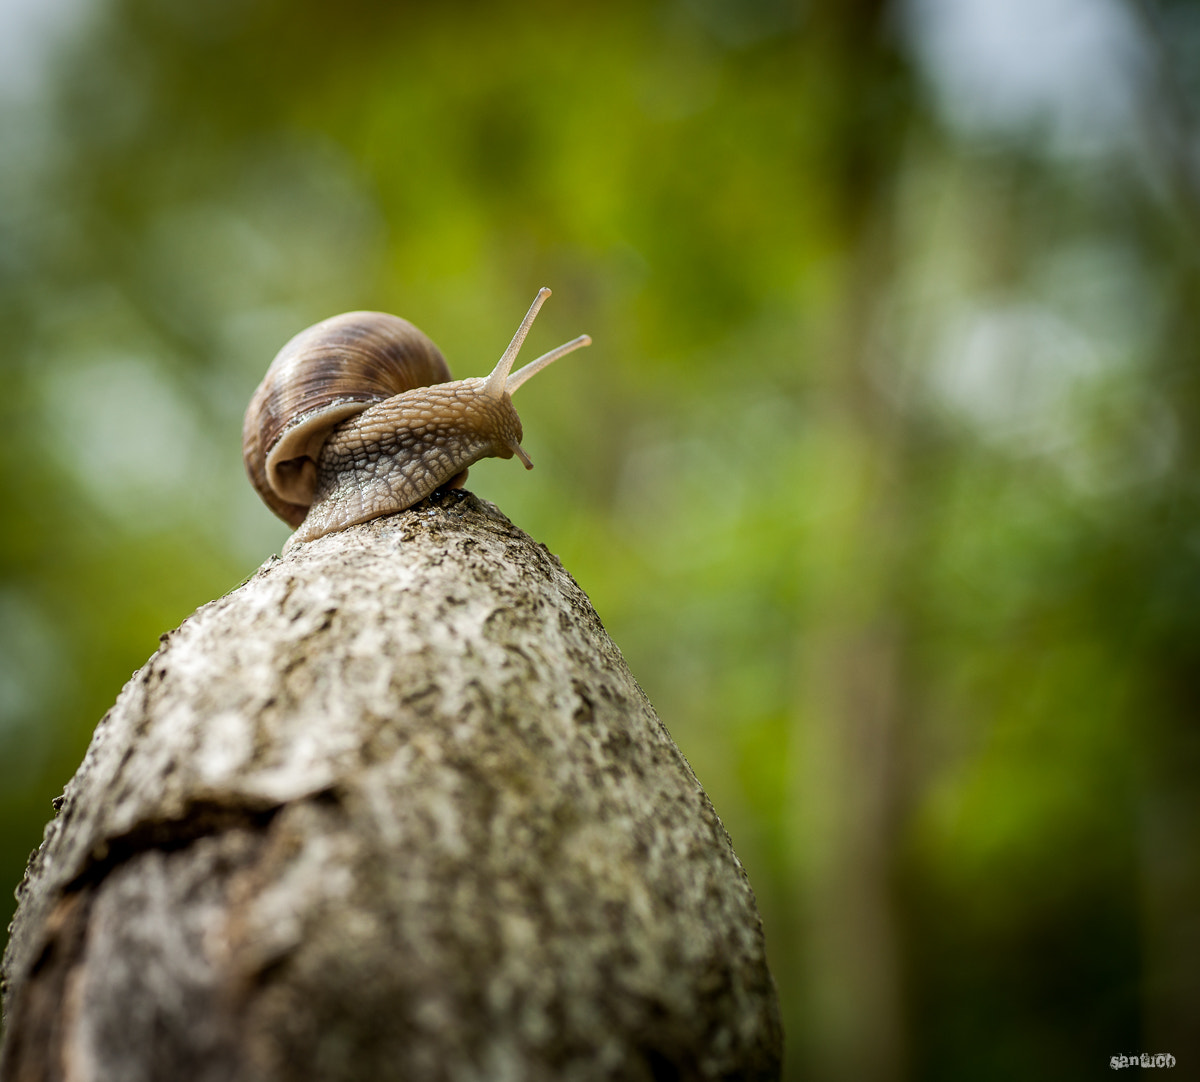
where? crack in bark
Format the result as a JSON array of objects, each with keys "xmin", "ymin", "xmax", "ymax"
[{"xmin": 62, "ymin": 796, "xmax": 291, "ymax": 894}]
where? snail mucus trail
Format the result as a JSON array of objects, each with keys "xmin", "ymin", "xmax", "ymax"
[{"xmin": 243, "ymin": 288, "xmax": 590, "ymax": 548}]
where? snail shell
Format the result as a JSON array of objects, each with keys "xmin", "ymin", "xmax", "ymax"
[
  {"xmin": 242, "ymin": 288, "xmax": 589, "ymax": 545},
  {"xmin": 242, "ymin": 312, "xmax": 452, "ymax": 528}
]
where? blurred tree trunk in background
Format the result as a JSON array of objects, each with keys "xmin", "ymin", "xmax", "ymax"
[
  {"xmin": 1128, "ymin": 6, "xmax": 1200, "ymax": 1065},
  {"xmin": 788, "ymin": 4, "xmax": 915, "ymax": 1081}
]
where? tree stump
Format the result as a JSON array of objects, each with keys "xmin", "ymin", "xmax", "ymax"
[{"xmin": 1, "ymin": 489, "xmax": 782, "ymax": 1082}]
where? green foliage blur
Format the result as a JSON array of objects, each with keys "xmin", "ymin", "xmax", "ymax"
[{"xmin": 2, "ymin": 0, "xmax": 1198, "ymax": 1077}]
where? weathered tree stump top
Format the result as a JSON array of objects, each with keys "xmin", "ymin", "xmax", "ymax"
[{"xmin": 2, "ymin": 489, "xmax": 782, "ymax": 1082}]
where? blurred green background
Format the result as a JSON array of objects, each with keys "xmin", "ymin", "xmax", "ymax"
[{"xmin": 2, "ymin": 0, "xmax": 1198, "ymax": 1077}]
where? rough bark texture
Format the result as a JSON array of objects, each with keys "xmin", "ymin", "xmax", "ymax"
[{"xmin": 1, "ymin": 489, "xmax": 782, "ymax": 1082}]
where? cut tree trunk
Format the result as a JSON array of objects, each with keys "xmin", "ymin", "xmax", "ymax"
[{"xmin": 1, "ymin": 489, "xmax": 782, "ymax": 1082}]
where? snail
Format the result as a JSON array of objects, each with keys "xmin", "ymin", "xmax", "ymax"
[{"xmin": 243, "ymin": 287, "xmax": 590, "ymax": 547}]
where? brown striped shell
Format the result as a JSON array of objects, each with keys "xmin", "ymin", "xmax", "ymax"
[
  {"xmin": 244, "ymin": 290, "xmax": 592, "ymax": 546},
  {"xmin": 242, "ymin": 312, "xmax": 452, "ymax": 527}
]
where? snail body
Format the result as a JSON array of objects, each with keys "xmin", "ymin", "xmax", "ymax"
[{"xmin": 243, "ymin": 288, "xmax": 589, "ymax": 546}]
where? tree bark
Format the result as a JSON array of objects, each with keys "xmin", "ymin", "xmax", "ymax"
[{"xmin": 1, "ymin": 489, "xmax": 781, "ymax": 1082}]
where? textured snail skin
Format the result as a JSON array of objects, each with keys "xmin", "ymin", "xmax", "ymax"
[
  {"xmin": 242, "ymin": 288, "xmax": 589, "ymax": 548},
  {"xmin": 292, "ymin": 378, "xmax": 524, "ymax": 544}
]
